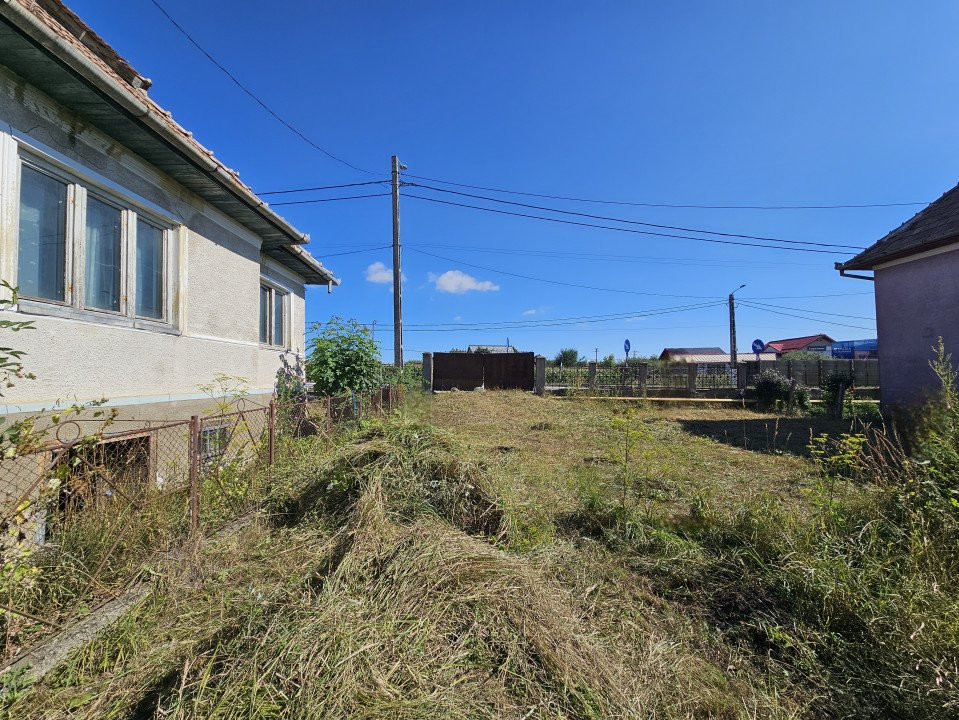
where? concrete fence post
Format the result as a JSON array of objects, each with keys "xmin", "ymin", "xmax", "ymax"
[
  {"xmin": 736, "ymin": 362, "xmax": 747, "ymax": 390},
  {"xmin": 422, "ymin": 352, "xmax": 433, "ymax": 392},
  {"xmin": 637, "ymin": 363, "xmax": 648, "ymax": 395},
  {"xmin": 687, "ymin": 363, "xmax": 698, "ymax": 395},
  {"xmin": 534, "ymin": 355, "xmax": 546, "ymax": 395},
  {"xmin": 587, "ymin": 361, "xmax": 597, "ymax": 390}
]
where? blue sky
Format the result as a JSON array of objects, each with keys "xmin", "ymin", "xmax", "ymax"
[{"xmin": 70, "ymin": 0, "xmax": 959, "ymax": 360}]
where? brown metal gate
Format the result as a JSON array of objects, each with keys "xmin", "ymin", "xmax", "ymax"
[{"xmin": 432, "ymin": 352, "xmax": 534, "ymax": 391}]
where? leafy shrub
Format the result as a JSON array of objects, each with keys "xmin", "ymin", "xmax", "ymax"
[
  {"xmin": 307, "ymin": 317, "xmax": 381, "ymax": 396},
  {"xmin": 821, "ymin": 370, "xmax": 854, "ymax": 415},
  {"xmin": 553, "ymin": 348, "xmax": 582, "ymax": 365},
  {"xmin": 753, "ymin": 368, "xmax": 809, "ymax": 411}
]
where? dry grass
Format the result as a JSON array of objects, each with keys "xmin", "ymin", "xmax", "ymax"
[{"xmin": 9, "ymin": 392, "xmax": 890, "ymax": 719}]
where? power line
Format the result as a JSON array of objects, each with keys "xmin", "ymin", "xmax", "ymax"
[
  {"xmin": 324, "ymin": 301, "xmax": 725, "ymax": 332},
  {"xmin": 409, "ymin": 247, "xmax": 725, "ymax": 298},
  {"xmin": 319, "ymin": 245, "xmax": 392, "ymax": 258},
  {"xmin": 403, "ymin": 194, "xmax": 854, "ymax": 255},
  {"xmin": 407, "ymin": 242, "xmax": 823, "ymax": 268},
  {"xmin": 738, "ymin": 301, "xmax": 875, "ymax": 331},
  {"xmin": 403, "ymin": 182, "xmax": 865, "ymax": 250},
  {"xmin": 148, "ymin": 0, "xmax": 375, "ymax": 176},
  {"xmin": 743, "ymin": 300, "xmax": 875, "ymax": 321},
  {"xmin": 402, "ymin": 172, "xmax": 927, "ymax": 210},
  {"xmin": 259, "ymin": 180, "xmax": 389, "ymax": 196},
  {"xmin": 270, "ymin": 192, "xmax": 391, "ymax": 206}
]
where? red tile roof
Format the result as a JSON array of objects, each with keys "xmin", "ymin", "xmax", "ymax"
[{"xmin": 764, "ymin": 335, "xmax": 835, "ymax": 353}]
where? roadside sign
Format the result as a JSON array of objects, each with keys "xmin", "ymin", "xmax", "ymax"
[
  {"xmin": 624, "ymin": 339, "xmax": 631, "ymax": 356},
  {"xmin": 751, "ymin": 339, "xmax": 765, "ymax": 354}
]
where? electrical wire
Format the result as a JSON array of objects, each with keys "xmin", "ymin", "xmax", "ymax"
[
  {"xmin": 403, "ymin": 194, "xmax": 854, "ymax": 255},
  {"xmin": 408, "ymin": 247, "xmax": 725, "ymax": 298},
  {"xmin": 402, "ymin": 173, "xmax": 928, "ymax": 210},
  {"xmin": 258, "ymin": 180, "xmax": 389, "ymax": 195},
  {"xmin": 148, "ymin": 0, "xmax": 376, "ymax": 175},
  {"xmin": 740, "ymin": 300, "xmax": 875, "ymax": 321},
  {"xmin": 318, "ymin": 245, "xmax": 393, "ymax": 258},
  {"xmin": 270, "ymin": 192, "xmax": 391, "ymax": 206},
  {"xmin": 737, "ymin": 301, "xmax": 875, "ymax": 331},
  {"xmin": 403, "ymin": 182, "xmax": 865, "ymax": 250},
  {"xmin": 407, "ymin": 243, "xmax": 823, "ymax": 268}
]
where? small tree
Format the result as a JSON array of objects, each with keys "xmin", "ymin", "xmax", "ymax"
[
  {"xmin": 307, "ymin": 317, "xmax": 381, "ymax": 396},
  {"xmin": 554, "ymin": 348, "xmax": 581, "ymax": 366},
  {"xmin": 601, "ymin": 354, "xmax": 616, "ymax": 368}
]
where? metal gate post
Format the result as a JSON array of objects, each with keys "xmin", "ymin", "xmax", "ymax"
[
  {"xmin": 189, "ymin": 415, "xmax": 200, "ymax": 535},
  {"xmin": 268, "ymin": 398, "xmax": 276, "ymax": 465}
]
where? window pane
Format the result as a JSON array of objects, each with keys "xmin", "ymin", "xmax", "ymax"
[
  {"xmin": 136, "ymin": 220, "xmax": 164, "ymax": 319},
  {"xmin": 85, "ymin": 198, "xmax": 122, "ymax": 311},
  {"xmin": 273, "ymin": 291, "xmax": 285, "ymax": 347},
  {"xmin": 259, "ymin": 286, "xmax": 270, "ymax": 344},
  {"xmin": 18, "ymin": 166, "xmax": 67, "ymax": 301}
]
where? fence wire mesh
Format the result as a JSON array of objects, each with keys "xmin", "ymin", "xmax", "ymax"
[{"xmin": 0, "ymin": 386, "xmax": 401, "ymax": 664}]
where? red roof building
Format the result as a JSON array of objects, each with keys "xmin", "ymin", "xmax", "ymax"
[{"xmin": 763, "ymin": 334, "xmax": 835, "ymax": 355}]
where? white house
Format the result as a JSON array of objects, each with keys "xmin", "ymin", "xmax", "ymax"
[{"xmin": 0, "ymin": 0, "xmax": 338, "ymax": 421}]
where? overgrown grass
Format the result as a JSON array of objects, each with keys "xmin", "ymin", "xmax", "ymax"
[{"xmin": 7, "ymin": 380, "xmax": 958, "ymax": 718}]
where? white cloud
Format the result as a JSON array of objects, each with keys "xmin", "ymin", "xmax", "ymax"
[
  {"xmin": 428, "ymin": 269, "xmax": 499, "ymax": 294},
  {"xmin": 522, "ymin": 308, "xmax": 537, "ymax": 316},
  {"xmin": 453, "ymin": 315, "xmax": 463, "ymax": 321},
  {"xmin": 365, "ymin": 261, "xmax": 405, "ymax": 285}
]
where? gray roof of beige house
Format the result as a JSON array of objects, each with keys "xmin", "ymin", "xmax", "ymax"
[
  {"xmin": 0, "ymin": 0, "xmax": 338, "ymax": 285},
  {"xmin": 659, "ymin": 346, "xmax": 725, "ymax": 359},
  {"xmin": 838, "ymin": 185, "xmax": 958, "ymax": 271}
]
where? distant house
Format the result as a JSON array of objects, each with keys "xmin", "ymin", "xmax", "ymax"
[
  {"xmin": 467, "ymin": 344, "xmax": 517, "ymax": 354},
  {"xmin": 763, "ymin": 335, "xmax": 834, "ymax": 357},
  {"xmin": 837, "ymin": 183, "xmax": 959, "ymax": 407},
  {"xmin": 831, "ymin": 339, "xmax": 879, "ymax": 360},
  {"xmin": 659, "ymin": 347, "xmax": 727, "ymax": 363}
]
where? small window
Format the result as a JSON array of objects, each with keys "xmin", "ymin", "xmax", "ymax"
[
  {"xmin": 273, "ymin": 289, "xmax": 285, "ymax": 347},
  {"xmin": 84, "ymin": 196, "xmax": 122, "ymax": 312},
  {"xmin": 18, "ymin": 165, "xmax": 67, "ymax": 302},
  {"xmin": 135, "ymin": 220, "xmax": 164, "ymax": 319},
  {"xmin": 200, "ymin": 425, "xmax": 229, "ymax": 470},
  {"xmin": 259, "ymin": 285, "xmax": 270, "ymax": 344},
  {"xmin": 259, "ymin": 283, "xmax": 287, "ymax": 348}
]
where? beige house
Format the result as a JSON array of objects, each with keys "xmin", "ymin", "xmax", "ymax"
[{"xmin": 0, "ymin": 0, "xmax": 338, "ymax": 421}]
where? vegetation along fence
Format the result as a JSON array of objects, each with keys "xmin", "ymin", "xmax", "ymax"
[
  {"xmin": 545, "ymin": 359, "xmax": 879, "ymax": 397},
  {"xmin": 0, "ymin": 386, "xmax": 401, "ymax": 664}
]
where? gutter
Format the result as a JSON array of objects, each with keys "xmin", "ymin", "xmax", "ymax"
[
  {"xmin": 283, "ymin": 244, "xmax": 340, "ymax": 286},
  {"xmin": 0, "ymin": 0, "xmax": 309, "ymax": 247},
  {"xmin": 834, "ymin": 263, "xmax": 875, "ymax": 281}
]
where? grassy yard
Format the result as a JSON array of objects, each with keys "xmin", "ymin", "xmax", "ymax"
[{"xmin": 3, "ymin": 391, "xmax": 955, "ymax": 719}]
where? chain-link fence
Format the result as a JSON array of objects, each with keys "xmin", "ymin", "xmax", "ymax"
[{"xmin": 0, "ymin": 386, "xmax": 401, "ymax": 664}]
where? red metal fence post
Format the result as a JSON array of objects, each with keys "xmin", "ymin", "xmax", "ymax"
[
  {"xmin": 268, "ymin": 398, "xmax": 276, "ymax": 465},
  {"xmin": 189, "ymin": 414, "xmax": 200, "ymax": 536}
]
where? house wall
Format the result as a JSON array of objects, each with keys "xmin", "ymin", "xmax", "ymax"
[
  {"xmin": 874, "ymin": 246, "xmax": 959, "ymax": 408},
  {"xmin": 0, "ymin": 64, "xmax": 308, "ymax": 420}
]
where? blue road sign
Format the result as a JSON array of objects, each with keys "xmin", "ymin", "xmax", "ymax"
[
  {"xmin": 624, "ymin": 339, "xmax": 631, "ymax": 356},
  {"xmin": 751, "ymin": 339, "xmax": 765, "ymax": 354}
]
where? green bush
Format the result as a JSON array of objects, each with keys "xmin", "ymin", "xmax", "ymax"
[
  {"xmin": 753, "ymin": 368, "xmax": 809, "ymax": 412},
  {"xmin": 307, "ymin": 317, "xmax": 381, "ymax": 396}
]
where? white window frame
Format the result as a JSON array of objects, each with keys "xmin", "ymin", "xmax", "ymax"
[
  {"xmin": 259, "ymin": 279, "xmax": 289, "ymax": 350},
  {"xmin": 7, "ymin": 147, "xmax": 178, "ymax": 333}
]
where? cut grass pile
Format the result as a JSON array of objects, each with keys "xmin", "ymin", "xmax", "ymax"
[{"xmin": 4, "ymin": 391, "xmax": 957, "ymax": 718}]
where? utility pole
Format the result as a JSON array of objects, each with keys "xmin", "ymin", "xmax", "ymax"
[
  {"xmin": 729, "ymin": 284, "xmax": 746, "ymax": 366},
  {"xmin": 391, "ymin": 155, "xmax": 405, "ymax": 367}
]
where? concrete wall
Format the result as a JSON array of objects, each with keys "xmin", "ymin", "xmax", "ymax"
[
  {"xmin": 874, "ymin": 245, "xmax": 959, "ymax": 408},
  {"xmin": 0, "ymin": 65, "xmax": 308, "ymax": 421}
]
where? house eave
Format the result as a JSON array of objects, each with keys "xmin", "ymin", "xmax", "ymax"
[{"xmin": 0, "ymin": 0, "xmax": 312, "ymax": 251}]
